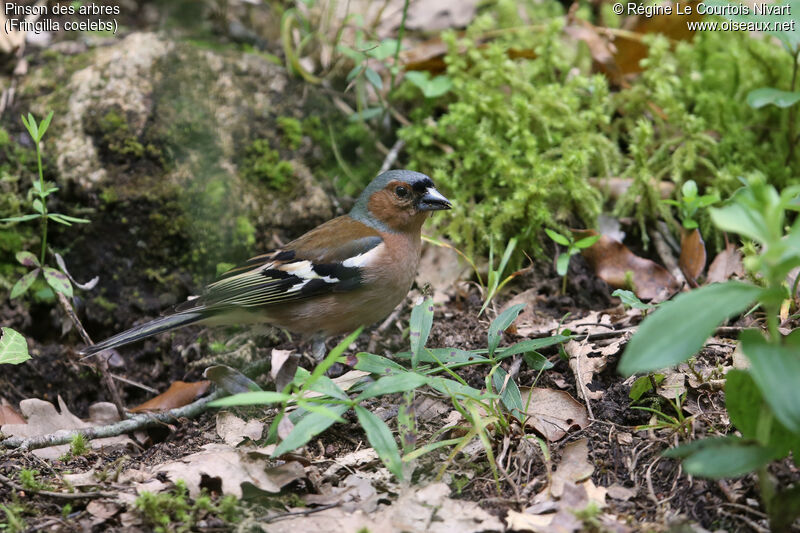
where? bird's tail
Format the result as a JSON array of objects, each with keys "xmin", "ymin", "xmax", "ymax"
[{"xmin": 80, "ymin": 312, "xmax": 204, "ymax": 357}]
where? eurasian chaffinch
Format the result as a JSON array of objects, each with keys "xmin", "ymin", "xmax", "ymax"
[{"xmin": 81, "ymin": 170, "xmax": 451, "ymax": 359}]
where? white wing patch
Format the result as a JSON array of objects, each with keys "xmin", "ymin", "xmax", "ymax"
[
  {"xmin": 342, "ymin": 243, "xmax": 385, "ymax": 268},
  {"xmin": 277, "ymin": 260, "xmax": 339, "ymax": 283}
]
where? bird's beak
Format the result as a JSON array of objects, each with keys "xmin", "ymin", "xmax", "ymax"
[{"xmin": 418, "ymin": 187, "xmax": 452, "ymax": 211}]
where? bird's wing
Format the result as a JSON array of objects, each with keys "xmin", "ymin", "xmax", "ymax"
[{"xmin": 178, "ymin": 217, "xmax": 384, "ymax": 312}]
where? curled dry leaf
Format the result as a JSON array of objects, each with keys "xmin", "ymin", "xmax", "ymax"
[
  {"xmin": 130, "ymin": 381, "xmax": 211, "ymax": 413},
  {"xmin": 550, "ymin": 438, "xmax": 594, "ymax": 498},
  {"xmin": 216, "ymin": 412, "xmax": 264, "ymax": 446},
  {"xmin": 679, "ymin": 228, "xmax": 706, "ymax": 286},
  {"xmin": 156, "ymin": 443, "xmax": 305, "ymax": 498},
  {"xmin": 577, "ymin": 231, "xmax": 679, "ymax": 301},
  {"xmin": 566, "ymin": 340, "xmax": 607, "ymax": 402},
  {"xmin": 520, "ymin": 388, "xmax": 589, "ymax": 442},
  {"xmin": 707, "ymin": 242, "xmax": 745, "ymax": 284}
]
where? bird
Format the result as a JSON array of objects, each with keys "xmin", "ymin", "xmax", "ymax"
[{"xmin": 81, "ymin": 169, "xmax": 451, "ymax": 360}]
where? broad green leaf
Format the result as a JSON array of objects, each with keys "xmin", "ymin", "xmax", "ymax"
[
  {"xmin": 10, "ymin": 268, "xmax": 40, "ymax": 299},
  {"xmin": 709, "ymin": 203, "xmax": 769, "ymax": 244},
  {"xmin": 0, "ymin": 327, "xmax": 31, "ymax": 365},
  {"xmin": 545, "ymin": 229, "xmax": 569, "ymax": 246},
  {"xmin": 727, "ymin": 369, "xmax": 800, "ymax": 456},
  {"xmin": 741, "ymin": 330, "xmax": 800, "ymax": 434},
  {"xmin": 664, "ymin": 437, "xmax": 777, "ymax": 478},
  {"xmin": 612, "ymin": 289, "xmax": 654, "ymax": 310},
  {"xmin": 628, "ymin": 374, "xmax": 664, "ymax": 401},
  {"xmin": 574, "ymin": 235, "xmax": 601, "ymax": 249},
  {"xmin": 493, "ymin": 367, "xmax": 523, "ymax": 418},
  {"xmin": 556, "ymin": 253, "xmax": 570, "ymax": 276},
  {"xmin": 308, "ymin": 375, "xmax": 349, "ymax": 400},
  {"xmin": 364, "ymin": 67, "xmax": 383, "ymax": 90},
  {"xmin": 22, "ymin": 113, "xmax": 37, "ymax": 140},
  {"xmin": 43, "ymin": 267, "xmax": 73, "ymax": 298},
  {"xmin": 273, "ymin": 404, "xmax": 349, "ymax": 457},
  {"xmin": 357, "ymin": 372, "xmax": 428, "ymax": 400},
  {"xmin": 297, "ymin": 401, "xmax": 348, "ymax": 422},
  {"xmin": 409, "ymin": 297, "xmax": 434, "ymax": 368},
  {"xmin": 32, "ymin": 199, "xmax": 44, "ymax": 214},
  {"xmin": 346, "ymin": 64, "xmax": 364, "ymax": 81},
  {"xmin": 497, "ymin": 336, "xmax": 567, "ymax": 364},
  {"xmin": 209, "ymin": 390, "xmax": 290, "ymax": 406},
  {"xmin": 395, "ymin": 347, "xmax": 489, "ymax": 365},
  {"xmin": 428, "ymin": 377, "xmax": 494, "ymax": 402},
  {"xmin": 354, "ymin": 405, "xmax": 403, "ymax": 479},
  {"xmin": 0, "ymin": 213, "xmax": 41, "ymax": 223},
  {"xmin": 769, "ymin": 485, "xmax": 800, "ymax": 533},
  {"xmin": 15, "ymin": 251, "xmax": 39, "ymax": 267},
  {"xmin": 422, "ymin": 75, "xmax": 452, "ymax": 98},
  {"xmin": 747, "ymin": 88, "xmax": 800, "ymax": 109},
  {"xmin": 366, "ymin": 39, "xmax": 400, "ymax": 61},
  {"xmin": 488, "ymin": 304, "xmax": 525, "ymax": 356},
  {"xmin": 618, "ymin": 282, "xmax": 762, "ymax": 375},
  {"xmin": 354, "ymin": 352, "xmax": 407, "ymax": 375}
]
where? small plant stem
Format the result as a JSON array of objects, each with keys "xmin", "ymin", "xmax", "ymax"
[
  {"xmin": 561, "ymin": 274, "xmax": 567, "ymax": 295},
  {"xmin": 389, "ymin": 0, "xmax": 410, "ymax": 94},
  {"xmin": 35, "ymin": 142, "xmax": 48, "ymax": 266},
  {"xmin": 786, "ymin": 48, "xmax": 800, "ymax": 166}
]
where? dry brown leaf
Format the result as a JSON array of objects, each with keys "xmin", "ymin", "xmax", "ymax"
[
  {"xmin": 679, "ymin": 228, "xmax": 706, "ymax": 286},
  {"xmin": 607, "ymin": 483, "xmax": 636, "ymax": 501},
  {"xmin": 0, "ymin": 404, "xmax": 25, "ymax": 425},
  {"xmin": 707, "ymin": 242, "xmax": 744, "ymax": 284},
  {"xmin": 501, "ymin": 289, "xmax": 559, "ymax": 337},
  {"xmin": 265, "ymin": 482, "xmax": 502, "ymax": 533},
  {"xmin": 156, "ymin": 443, "xmax": 305, "ymax": 498},
  {"xmin": 550, "ymin": 439, "xmax": 594, "ymax": 498},
  {"xmin": 579, "ymin": 232, "xmax": 679, "ymax": 300},
  {"xmin": 406, "ymin": 0, "xmax": 477, "ymax": 31},
  {"xmin": 566, "ymin": 340, "xmax": 607, "ymax": 402},
  {"xmin": 656, "ymin": 371, "xmax": 686, "ymax": 400},
  {"xmin": 416, "ymin": 241, "xmax": 470, "ymax": 304},
  {"xmin": 86, "ymin": 500, "xmax": 120, "ymax": 520},
  {"xmin": 271, "ymin": 349, "xmax": 299, "ymax": 392},
  {"xmin": 215, "ymin": 412, "xmax": 264, "ymax": 446},
  {"xmin": 130, "ymin": 381, "xmax": 210, "ymax": 413},
  {"xmin": 323, "ymin": 448, "xmax": 380, "ymax": 478},
  {"xmin": 520, "ymin": 388, "xmax": 589, "ymax": 442},
  {"xmin": 204, "ymin": 364, "xmax": 260, "ymax": 394}
]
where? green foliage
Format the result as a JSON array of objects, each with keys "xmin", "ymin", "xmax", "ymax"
[
  {"xmin": 18, "ymin": 470, "xmax": 46, "ymax": 491},
  {"xmin": 240, "ymin": 139, "xmax": 295, "ymax": 192},
  {"xmin": 1, "ymin": 112, "xmax": 89, "ymax": 301},
  {"xmin": 70, "ymin": 433, "xmax": 89, "ymax": 456},
  {"xmin": 212, "ymin": 300, "xmax": 567, "ymax": 484},
  {"xmin": 663, "ymin": 180, "xmax": 719, "ymax": 230},
  {"xmin": 0, "ymin": 327, "xmax": 30, "ymax": 365},
  {"xmin": 546, "ymin": 229, "xmax": 600, "ymax": 294},
  {"xmin": 618, "ymin": 179, "xmax": 800, "ymax": 529},
  {"xmin": 135, "ymin": 480, "xmax": 240, "ymax": 533},
  {"xmin": 85, "ymin": 109, "xmax": 162, "ymax": 163},
  {"xmin": 0, "ymin": 502, "xmax": 27, "ymax": 533},
  {"xmin": 612, "ymin": 289, "xmax": 655, "ymax": 312}
]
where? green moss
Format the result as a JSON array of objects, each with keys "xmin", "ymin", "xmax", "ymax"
[
  {"xmin": 93, "ymin": 295, "xmax": 118, "ymax": 312},
  {"xmin": 135, "ymin": 480, "xmax": 241, "ymax": 533},
  {"xmin": 240, "ymin": 139, "xmax": 294, "ymax": 191},
  {"xmin": 277, "ymin": 116, "xmax": 303, "ymax": 150},
  {"xmin": 85, "ymin": 108, "xmax": 163, "ymax": 165},
  {"xmin": 234, "ymin": 216, "xmax": 256, "ymax": 248}
]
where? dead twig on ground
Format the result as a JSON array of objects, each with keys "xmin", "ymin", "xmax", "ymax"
[
  {"xmin": 0, "ymin": 390, "xmax": 222, "ymax": 452},
  {"xmin": 0, "ymin": 471, "xmax": 117, "ymax": 500}
]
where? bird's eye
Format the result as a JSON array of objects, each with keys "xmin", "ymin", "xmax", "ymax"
[{"xmin": 395, "ymin": 186, "xmax": 409, "ymax": 199}]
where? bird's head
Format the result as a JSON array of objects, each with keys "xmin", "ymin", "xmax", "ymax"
[{"xmin": 350, "ymin": 170, "xmax": 451, "ymax": 233}]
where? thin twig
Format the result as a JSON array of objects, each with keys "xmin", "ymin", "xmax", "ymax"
[
  {"xmin": 56, "ymin": 291, "xmax": 126, "ymax": 419},
  {"xmin": 0, "ymin": 472, "xmax": 117, "ymax": 500},
  {"xmin": 1, "ymin": 390, "xmax": 222, "ymax": 451},
  {"xmin": 379, "ymin": 139, "xmax": 406, "ymax": 174}
]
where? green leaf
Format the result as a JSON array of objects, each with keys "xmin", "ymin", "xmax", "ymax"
[
  {"xmin": 428, "ymin": 377, "xmax": 494, "ymax": 401},
  {"xmin": 556, "ymin": 253, "xmax": 570, "ymax": 276},
  {"xmin": 741, "ymin": 330, "xmax": 800, "ymax": 434},
  {"xmin": 273, "ymin": 404, "xmax": 350, "ymax": 457},
  {"xmin": 15, "ymin": 251, "xmax": 39, "ymax": 267},
  {"xmin": 405, "ymin": 71, "xmax": 452, "ymax": 98},
  {"xmin": 496, "ymin": 336, "xmax": 567, "ymax": 364},
  {"xmin": 612, "ymin": 289, "xmax": 655, "ymax": 310},
  {"xmin": 297, "ymin": 401, "xmax": 349, "ymax": 422},
  {"xmin": 32, "ymin": 199, "xmax": 44, "ymax": 214},
  {"xmin": 493, "ymin": 367, "xmax": 523, "ymax": 418},
  {"xmin": 357, "ymin": 372, "xmax": 428, "ymax": 400},
  {"xmin": 574, "ymin": 235, "xmax": 600, "ymax": 249},
  {"xmin": 395, "ymin": 347, "xmax": 489, "ymax": 365},
  {"xmin": 0, "ymin": 213, "xmax": 41, "ymax": 223},
  {"xmin": 364, "ymin": 67, "xmax": 383, "ymax": 90},
  {"xmin": 747, "ymin": 88, "xmax": 800, "ymax": 109},
  {"xmin": 665, "ymin": 437, "xmax": 777, "ymax": 479},
  {"xmin": 10, "ymin": 268, "xmax": 40, "ymax": 299},
  {"xmin": 366, "ymin": 38, "xmax": 399, "ymax": 61},
  {"xmin": 354, "ymin": 352, "xmax": 408, "ymax": 374},
  {"xmin": 545, "ymin": 228, "xmax": 569, "ymax": 246},
  {"xmin": 349, "ymin": 107, "xmax": 383, "ymax": 122},
  {"xmin": 37, "ymin": 110, "xmax": 54, "ymax": 139},
  {"xmin": 487, "ymin": 304, "xmax": 525, "ymax": 357},
  {"xmin": 618, "ymin": 282, "xmax": 762, "ymax": 375},
  {"xmin": 48, "ymin": 214, "xmax": 72, "ymax": 226},
  {"xmin": 0, "ymin": 327, "xmax": 31, "ymax": 365},
  {"xmin": 308, "ymin": 375, "xmax": 349, "ymax": 400},
  {"xmin": 354, "ymin": 405, "xmax": 403, "ymax": 479},
  {"xmin": 22, "ymin": 113, "xmax": 37, "ymax": 140},
  {"xmin": 49, "ymin": 213, "xmax": 90, "ymax": 225},
  {"xmin": 209, "ymin": 391, "xmax": 291, "ymax": 406},
  {"xmin": 346, "ymin": 64, "xmax": 364, "ymax": 81},
  {"xmin": 43, "ymin": 267, "xmax": 73, "ymax": 298},
  {"xmin": 628, "ymin": 374, "xmax": 663, "ymax": 401},
  {"xmin": 409, "ymin": 297, "xmax": 434, "ymax": 368},
  {"xmin": 710, "ymin": 202, "xmax": 770, "ymax": 244}
]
